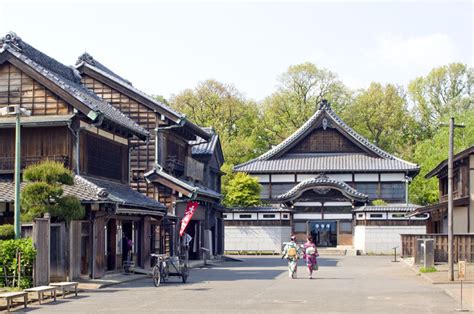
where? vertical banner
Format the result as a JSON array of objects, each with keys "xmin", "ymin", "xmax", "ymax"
[{"xmin": 179, "ymin": 201, "xmax": 199, "ymax": 236}]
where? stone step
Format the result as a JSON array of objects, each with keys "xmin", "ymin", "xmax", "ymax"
[{"xmin": 317, "ymin": 248, "xmax": 348, "ymax": 256}]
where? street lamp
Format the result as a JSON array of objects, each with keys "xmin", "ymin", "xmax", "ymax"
[{"xmin": 0, "ymin": 105, "xmax": 31, "ymax": 239}]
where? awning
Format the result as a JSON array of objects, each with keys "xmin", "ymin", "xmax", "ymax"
[
  {"xmin": 116, "ymin": 207, "xmax": 165, "ymax": 217},
  {"xmin": 0, "ymin": 114, "xmax": 75, "ymax": 128}
]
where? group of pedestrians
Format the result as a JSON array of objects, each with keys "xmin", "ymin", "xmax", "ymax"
[{"xmin": 282, "ymin": 235, "xmax": 319, "ymax": 279}]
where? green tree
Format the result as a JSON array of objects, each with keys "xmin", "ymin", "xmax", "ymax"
[
  {"xmin": 408, "ymin": 63, "xmax": 473, "ymax": 135},
  {"xmin": 223, "ymin": 172, "xmax": 261, "ymax": 207},
  {"xmin": 170, "ymin": 79, "xmax": 267, "ymax": 166},
  {"xmin": 409, "ymin": 109, "xmax": 474, "ymax": 205},
  {"xmin": 343, "ymin": 82, "xmax": 419, "ymax": 154},
  {"xmin": 261, "ymin": 62, "xmax": 352, "ymax": 144},
  {"xmin": 21, "ymin": 161, "xmax": 84, "ymax": 222}
]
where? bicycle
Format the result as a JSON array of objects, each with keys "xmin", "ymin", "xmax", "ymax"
[
  {"xmin": 150, "ymin": 254, "xmax": 169, "ymax": 287},
  {"xmin": 150, "ymin": 251, "xmax": 189, "ymax": 286}
]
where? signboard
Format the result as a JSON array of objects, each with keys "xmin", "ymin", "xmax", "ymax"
[
  {"xmin": 458, "ymin": 260, "xmax": 466, "ymax": 281},
  {"xmin": 179, "ymin": 201, "xmax": 199, "ymax": 236}
]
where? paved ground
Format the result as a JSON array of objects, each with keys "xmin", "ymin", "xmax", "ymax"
[{"xmin": 13, "ymin": 256, "xmax": 469, "ymax": 313}]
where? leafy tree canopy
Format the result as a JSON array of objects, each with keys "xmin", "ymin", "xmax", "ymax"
[
  {"xmin": 261, "ymin": 62, "xmax": 352, "ymax": 144},
  {"xmin": 343, "ymin": 82, "xmax": 419, "ymax": 155},
  {"xmin": 408, "ymin": 63, "xmax": 473, "ymax": 134}
]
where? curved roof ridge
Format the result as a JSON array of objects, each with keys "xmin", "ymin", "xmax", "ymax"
[{"xmin": 276, "ymin": 174, "xmax": 368, "ymax": 202}]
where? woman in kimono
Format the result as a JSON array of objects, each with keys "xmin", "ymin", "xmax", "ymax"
[
  {"xmin": 282, "ymin": 235, "xmax": 301, "ymax": 279},
  {"xmin": 303, "ymin": 236, "xmax": 318, "ymax": 279}
]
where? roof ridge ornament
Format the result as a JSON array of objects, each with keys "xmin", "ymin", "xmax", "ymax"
[
  {"xmin": 0, "ymin": 32, "xmax": 23, "ymax": 52},
  {"xmin": 318, "ymin": 99, "xmax": 330, "ymax": 110},
  {"xmin": 77, "ymin": 52, "xmax": 95, "ymax": 66}
]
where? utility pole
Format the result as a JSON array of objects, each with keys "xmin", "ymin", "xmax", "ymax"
[
  {"xmin": 0, "ymin": 105, "xmax": 30, "ymax": 239},
  {"xmin": 446, "ymin": 117, "xmax": 465, "ymax": 281},
  {"xmin": 14, "ymin": 109, "xmax": 21, "ymax": 239}
]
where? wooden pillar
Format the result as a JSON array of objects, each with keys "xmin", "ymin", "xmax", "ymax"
[{"xmin": 33, "ymin": 218, "xmax": 50, "ymax": 286}]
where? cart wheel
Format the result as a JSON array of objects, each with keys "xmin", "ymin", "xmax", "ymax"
[
  {"xmin": 181, "ymin": 264, "xmax": 189, "ymax": 283},
  {"xmin": 152, "ymin": 265, "xmax": 161, "ymax": 287}
]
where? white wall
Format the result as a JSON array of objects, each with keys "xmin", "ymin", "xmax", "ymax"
[
  {"xmin": 225, "ymin": 226, "xmax": 292, "ymax": 253},
  {"xmin": 354, "ymin": 225, "xmax": 426, "ymax": 254},
  {"xmin": 453, "ymin": 206, "xmax": 468, "ymax": 233}
]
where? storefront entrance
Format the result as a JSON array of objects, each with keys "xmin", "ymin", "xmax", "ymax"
[{"xmin": 309, "ymin": 220, "xmax": 337, "ymax": 247}]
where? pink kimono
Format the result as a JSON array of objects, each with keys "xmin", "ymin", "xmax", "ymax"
[{"xmin": 303, "ymin": 242, "xmax": 318, "ymax": 276}]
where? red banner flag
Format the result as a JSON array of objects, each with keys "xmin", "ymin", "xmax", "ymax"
[{"xmin": 179, "ymin": 201, "xmax": 199, "ymax": 236}]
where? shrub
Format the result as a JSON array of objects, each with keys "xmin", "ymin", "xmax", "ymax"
[
  {"xmin": 0, "ymin": 238, "xmax": 36, "ymax": 288},
  {"xmin": 0, "ymin": 225, "xmax": 15, "ymax": 240},
  {"xmin": 21, "ymin": 161, "xmax": 84, "ymax": 222},
  {"xmin": 372, "ymin": 199, "xmax": 388, "ymax": 206},
  {"xmin": 419, "ymin": 266, "xmax": 437, "ymax": 273}
]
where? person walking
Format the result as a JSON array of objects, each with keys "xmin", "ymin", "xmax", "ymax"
[
  {"xmin": 282, "ymin": 235, "xmax": 301, "ymax": 279},
  {"xmin": 303, "ymin": 236, "xmax": 318, "ymax": 279}
]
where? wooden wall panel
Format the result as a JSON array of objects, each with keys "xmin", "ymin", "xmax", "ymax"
[
  {"xmin": 0, "ymin": 63, "xmax": 72, "ymax": 116},
  {"xmin": 82, "ymin": 75, "xmax": 161, "ymax": 198},
  {"xmin": 288, "ymin": 128, "xmax": 365, "ymax": 154}
]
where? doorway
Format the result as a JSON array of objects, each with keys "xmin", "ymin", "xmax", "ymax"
[{"xmin": 309, "ymin": 220, "xmax": 337, "ymax": 247}]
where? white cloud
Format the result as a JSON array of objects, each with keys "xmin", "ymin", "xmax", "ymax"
[{"xmin": 370, "ymin": 33, "xmax": 458, "ymax": 69}]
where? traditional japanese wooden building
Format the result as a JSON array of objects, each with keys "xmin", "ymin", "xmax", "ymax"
[
  {"xmin": 0, "ymin": 32, "xmax": 168, "ymax": 278},
  {"xmin": 401, "ymin": 146, "xmax": 474, "ymax": 262},
  {"xmin": 410, "ymin": 146, "xmax": 474, "ymax": 234},
  {"xmin": 75, "ymin": 54, "xmax": 225, "ymax": 259},
  {"xmin": 234, "ymin": 100, "xmax": 424, "ymax": 252}
]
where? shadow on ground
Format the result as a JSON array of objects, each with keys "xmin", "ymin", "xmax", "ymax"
[{"xmin": 108, "ymin": 256, "xmax": 341, "ymax": 289}]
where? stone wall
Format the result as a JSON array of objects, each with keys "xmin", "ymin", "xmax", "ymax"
[
  {"xmin": 225, "ymin": 226, "xmax": 292, "ymax": 253},
  {"xmin": 354, "ymin": 225, "xmax": 426, "ymax": 254}
]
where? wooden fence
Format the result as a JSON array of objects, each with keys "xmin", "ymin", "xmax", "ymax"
[
  {"xmin": 22, "ymin": 220, "xmax": 69, "ymax": 283},
  {"xmin": 401, "ymin": 234, "xmax": 474, "ymax": 263}
]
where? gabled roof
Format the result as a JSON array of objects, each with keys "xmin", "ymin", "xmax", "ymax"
[
  {"xmin": 235, "ymin": 100, "xmax": 419, "ymax": 174},
  {"xmin": 0, "ymin": 175, "xmax": 166, "ymax": 213},
  {"xmin": 0, "ymin": 32, "xmax": 148, "ymax": 140},
  {"xmin": 425, "ymin": 145, "xmax": 474, "ymax": 179},
  {"xmin": 75, "ymin": 53, "xmax": 210, "ymax": 141},
  {"xmin": 190, "ymin": 127, "xmax": 225, "ymax": 165},
  {"xmin": 276, "ymin": 174, "xmax": 368, "ymax": 204}
]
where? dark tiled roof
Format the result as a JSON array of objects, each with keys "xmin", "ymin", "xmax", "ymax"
[
  {"xmin": 234, "ymin": 153, "xmax": 419, "ymax": 173},
  {"xmin": 277, "ymin": 174, "xmax": 368, "ymax": 202},
  {"xmin": 190, "ymin": 127, "xmax": 219, "ymax": 155},
  {"xmin": 228, "ymin": 206, "xmax": 294, "ymax": 213},
  {"xmin": 77, "ymin": 52, "xmax": 133, "ymax": 85},
  {"xmin": 0, "ymin": 175, "xmax": 166, "ymax": 213},
  {"xmin": 0, "ymin": 32, "xmax": 148, "ymax": 139},
  {"xmin": 235, "ymin": 100, "xmax": 419, "ymax": 173},
  {"xmin": 76, "ymin": 54, "xmax": 183, "ymax": 121},
  {"xmin": 144, "ymin": 166, "xmax": 222, "ymax": 200},
  {"xmin": 352, "ymin": 204, "xmax": 421, "ymax": 213},
  {"xmin": 75, "ymin": 53, "xmax": 211, "ymax": 141},
  {"xmin": 425, "ymin": 145, "xmax": 474, "ymax": 179}
]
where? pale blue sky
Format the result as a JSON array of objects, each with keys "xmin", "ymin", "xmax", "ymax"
[{"xmin": 0, "ymin": 1, "xmax": 472, "ymax": 101}]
